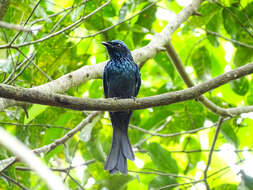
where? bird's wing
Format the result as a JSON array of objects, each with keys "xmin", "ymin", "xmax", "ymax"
[
  {"xmin": 103, "ymin": 65, "xmax": 109, "ymax": 98},
  {"xmin": 135, "ymin": 64, "xmax": 141, "ymax": 96}
]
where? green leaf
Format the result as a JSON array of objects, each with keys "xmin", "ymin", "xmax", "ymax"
[
  {"xmin": 88, "ymin": 80, "xmax": 103, "ymax": 98},
  {"xmin": 100, "ymin": 175, "xmax": 134, "ymax": 190},
  {"xmin": 64, "ymin": 138, "xmax": 78, "ymax": 163},
  {"xmin": 182, "ymin": 136, "xmax": 202, "ymax": 173},
  {"xmin": 79, "ymin": 115, "xmax": 100, "ymax": 142},
  {"xmin": 230, "ymin": 77, "xmax": 249, "ymax": 96},
  {"xmin": 214, "ymin": 184, "xmax": 237, "ymax": 190},
  {"xmin": 133, "ymin": 3, "xmax": 157, "ymax": 46},
  {"xmin": 240, "ymin": 170, "xmax": 253, "ymax": 190},
  {"xmin": 24, "ymin": 104, "xmax": 47, "ymax": 124},
  {"xmin": 223, "ymin": 8, "xmax": 239, "ymax": 38},
  {"xmin": 146, "ymin": 143, "xmax": 178, "ymax": 174},
  {"xmin": 149, "ymin": 176, "xmax": 177, "ymax": 190},
  {"xmin": 247, "ymin": 79, "xmax": 253, "ymax": 104},
  {"xmin": 189, "ymin": 2, "xmax": 221, "ymax": 27},
  {"xmin": 86, "ymin": 126, "xmax": 106, "ymax": 162},
  {"xmin": 206, "ymin": 11, "xmax": 222, "ymax": 47},
  {"xmin": 154, "ymin": 52, "xmax": 175, "ymax": 80},
  {"xmin": 191, "ymin": 46, "xmax": 212, "ymax": 80},
  {"xmin": 221, "ymin": 120, "xmax": 239, "ymax": 147},
  {"xmin": 234, "ymin": 47, "xmax": 253, "ymax": 67}
]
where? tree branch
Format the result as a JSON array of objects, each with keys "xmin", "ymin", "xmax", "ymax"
[
  {"xmin": 0, "ymin": 111, "xmax": 100, "ymax": 172},
  {"xmin": 0, "ymin": 0, "xmax": 204, "ymax": 111},
  {"xmin": 165, "ymin": 40, "xmax": 251, "ymax": 116},
  {"xmin": 0, "ymin": 173, "xmax": 29, "ymax": 190},
  {"xmin": 130, "ymin": 117, "xmax": 230, "ymax": 138},
  {"xmin": 0, "ymin": 63, "xmax": 252, "ymax": 112},
  {"xmin": 205, "ymin": 30, "xmax": 253, "ymax": 49},
  {"xmin": 203, "ymin": 117, "xmax": 224, "ymax": 190},
  {"xmin": 0, "ymin": 127, "xmax": 67, "ymax": 190},
  {"xmin": 0, "ymin": 21, "xmax": 41, "ymax": 31},
  {"xmin": 16, "ymin": 160, "xmax": 95, "ymax": 172},
  {"xmin": 0, "ymin": 0, "xmax": 112, "ymax": 49}
]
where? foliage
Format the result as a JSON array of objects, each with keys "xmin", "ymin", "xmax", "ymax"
[{"xmin": 0, "ymin": 0, "xmax": 253, "ymax": 189}]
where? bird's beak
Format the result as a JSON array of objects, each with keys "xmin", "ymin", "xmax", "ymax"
[{"xmin": 101, "ymin": 41, "xmax": 112, "ymax": 47}]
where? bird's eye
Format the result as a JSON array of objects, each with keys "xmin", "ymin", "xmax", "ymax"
[{"xmin": 117, "ymin": 44, "xmax": 121, "ymax": 47}]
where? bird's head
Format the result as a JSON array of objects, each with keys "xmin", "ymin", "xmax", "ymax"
[{"xmin": 101, "ymin": 40, "xmax": 133, "ymax": 60}]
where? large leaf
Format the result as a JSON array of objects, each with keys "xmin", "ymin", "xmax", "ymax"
[
  {"xmin": 230, "ymin": 77, "xmax": 249, "ymax": 96},
  {"xmin": 182, "ymin": 136, "xmax": 202, "ymax": 173},
  {"xmin": 234, "ymin": 47, "xmax": 253, "ymax": 67},
  {"xmin": 214, "ymin": 184, "xmax": 237, "ymax": 190},
  {"xmin": 189, "ymin": 2, "xmax": 221, "ymax": 27},
  {"xmin": 220, "ymin": 120, "xmax": 239, "ymax": 148},
  {"xmin": 206, "ymin": 11, "xmax": 222, "ymax": 47},
  {"xmin": 191, "ymin": 46, "xmax": 212, "ymax": 80},
  {"xmin": 146, "ymin": 143, "xmax": 178, "ymax": 174},
  {"xmin": 149, "ymin": 176, "xmax": 177, "ymax": 190}
]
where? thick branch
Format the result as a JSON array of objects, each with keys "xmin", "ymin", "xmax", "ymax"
[
  {"xmin": 165, "ymin": 41, "xmax": 233, "ymax": 116},
  {"xmin": 0, "ymin": 63, "xmax": 252, "ymax": 111},
  {"xmin": 0, "ymin": 127, "xmax": 67, "ymax": 190},
  {"xmin": 0, "ymin": 0, "xmax": 203, "ymax": 111}
]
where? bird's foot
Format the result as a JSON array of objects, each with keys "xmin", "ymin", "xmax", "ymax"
[{"xmin": 131, "ymin": 96, "xmax": 137, "ymax": 101}]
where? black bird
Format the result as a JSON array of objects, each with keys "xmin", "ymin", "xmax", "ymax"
[{"xmin": 102, "ymin": 40, "xmax": 141, "ymax": 174}]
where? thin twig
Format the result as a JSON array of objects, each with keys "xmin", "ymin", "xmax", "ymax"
[
  {"xmin": 16, "ymin": 159, "xmax": 95, "ymax": 172},
  {"xmin": 0, "ymin": 173, "xmax": 29, "ymax": 190},
  {"xmin": 63, "ymin": 140, "xmax": 79, "ymax": 182},
  {"xmin": 68, "ymin": 0, "xmax": 160, "ymax": 39},
  {"xmin": 130, "ymin": 117, "xmax": 230, "ymax": 138},
  {"xmin": 9, "ymin": 0, "xmax": 42, "ymax": 45},
  {"xmin": 169, "ymin": 148, "xmax": 253, "ymax": 153},
  {"xmin": 0, "ymin": 21, "xmax": 41, "ymax": 32},
  {"xmin": 0, "ymin": 127, "xmax": 67, "ymax": 190},
  {"xmin": 7, "ymin": 53, "xmax": 36, "ymax": 84},
  {"xmin": 0, "ymin": 112, "xmax": 101, "ymax": 172},
  {"xmin": 0, "ymin": 121, "xmax": 70, "ymax": 130},
  {"xmin": 206, "ymin": 30, "xmax": 253, "ymax": 49},
  {"xmin": 14, "ymin": 49, "xmax": 52, "ymax": 81},
  {"xmin": 29, "ymin": 0, "xmax": 90, "ymax": 25},
  {"xmin": 129, "ymin": 169, "xmax": 192, "ymax": 180},
  {"xmin": 0, "ymin": 0, "xmax": 112, "ymax": 49},
  {"xmin": 133, "ymin": 118, "xmax": 170, "ymax": 147},
  {"xmin": 212, "ymin": 0, "xmax": 253, "ymax": 38},
  {"xmin": 203, "ymin": 117, "xmax": 224, "ymax": 190},
  {"xmin": 159, "ymin": 179, "xmax": 204, "ymax": 190},
  {"xmin": 68, "ymin": 173, "xmax": 85, "ymax": 190}
]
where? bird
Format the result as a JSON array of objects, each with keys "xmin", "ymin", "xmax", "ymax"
[{"xmin": 102, "ymin": 40, "xmax": 141, "ymax": 174}]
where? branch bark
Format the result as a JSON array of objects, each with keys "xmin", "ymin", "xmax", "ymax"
[
  {"xmin": 0, "ymin": 63, "xmax": 252, "ymax": 112},
  {"xmin": 0, "ymin": 0, "xmax": 203, "ymax": 111}
]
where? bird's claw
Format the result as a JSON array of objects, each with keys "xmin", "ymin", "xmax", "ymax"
[{"xmin": 131, "ymin": 96, "xmax": 137, "ymax": 101}]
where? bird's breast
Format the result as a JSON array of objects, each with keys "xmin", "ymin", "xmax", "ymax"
[{"xmin": 106, "ymin": 61, "xmax": 137, "ymax": 98}]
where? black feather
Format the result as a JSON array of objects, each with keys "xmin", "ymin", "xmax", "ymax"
[{"xmin": 102, "ymin": 40, "xmax": 141, "ymax": 174}]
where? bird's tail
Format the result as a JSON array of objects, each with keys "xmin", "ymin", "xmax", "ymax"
[{"xmin": 104, "ymin": 112, "xmax": 134, "ymax": 174}]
